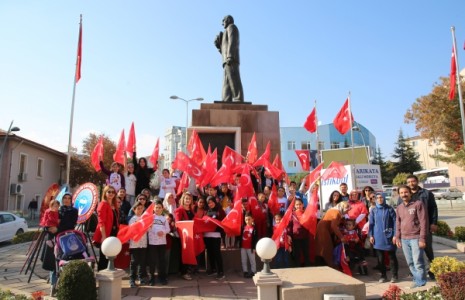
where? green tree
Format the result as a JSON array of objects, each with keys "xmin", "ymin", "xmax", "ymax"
[
  {"xmin": 69, "ymin": 133, "xmax": 117, "ymax": 187},
  {"xmin": 372, "ymin": 146, "xmax": 393, "ymax": 184},
  {"xmin": 392, "ymin": 129, "xmax": 422, "ymax": 175},
  {"xmin": 405, "ymin": 76, "xmax": 465, "ymax": 168},
  {"xmin": 392, "ymin": 172, "xmax": 410, "ymax": 186}
]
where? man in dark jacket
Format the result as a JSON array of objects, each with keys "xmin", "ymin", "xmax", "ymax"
[{"xmin": 406, "ymin": 174, "xmax": 438, "ymax": 280}]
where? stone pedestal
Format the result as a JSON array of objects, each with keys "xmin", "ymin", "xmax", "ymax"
[
  {"xmin": 191, "ymin": 103, "xmax": 280, "ymax": 162},
  {"xmin": 253, "ymin": 272, "xmax": 282, "ymax": 300},
  {"xmin": 96, "ymin": 269, "xmax": 126, "ymax": 300}
]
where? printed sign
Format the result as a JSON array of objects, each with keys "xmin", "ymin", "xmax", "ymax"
[{"xmin": 73, "ymin": 183, "xmax": 99, "ymax": 224}]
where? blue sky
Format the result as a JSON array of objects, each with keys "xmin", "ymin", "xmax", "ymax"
[{"xmin": 1, "ymin": 1, "xmax": 464, "ymax": 160}]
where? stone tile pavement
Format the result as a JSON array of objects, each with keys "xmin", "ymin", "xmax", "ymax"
[{"xmin": 0, "ymin": 236, "xmax": 464, "ymax": 300}]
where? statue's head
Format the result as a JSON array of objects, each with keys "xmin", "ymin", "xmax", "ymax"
[{"xmin": 223, "ymin": 15, "xmax": 234, "ymax": 28}]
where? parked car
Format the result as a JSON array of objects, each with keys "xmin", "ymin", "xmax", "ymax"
[
  {"xmin": 430, "ymin": 188, "xmax": 464, "ymax": 200},
  {"xmin": 0, "ymin": 212, "xmax": 28, "ymax": 243}
]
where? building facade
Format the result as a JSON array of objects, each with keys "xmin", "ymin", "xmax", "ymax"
[
  {"xmin": 0, "ymin": 132, "xmax": 66, "ymax": 212},
  {"xmin": 163, "ymin": 126, "xmax": 185, "ymax": 169},
  {"xmin": 281, "ymin": 122, "xmax": 376, "ymax": 174}
]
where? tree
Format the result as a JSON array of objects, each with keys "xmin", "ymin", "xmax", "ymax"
[
  {"xmin": 405, "ymin": 76, "xmax": 465, "ymax": 168},
  {"xmin": 372, "ymin": 146, "xmax": 393, "ymax": 184},
  {"xmin": 391, "ymin": 129, "xmax": 422, "ymax": 175},
  {"xmin": 392, "ymin": 172, "xmax": 410, "ymax": 186},
  {"xmin": 69, "ymin": 133, "xmax": 117, "ymax": 187}
]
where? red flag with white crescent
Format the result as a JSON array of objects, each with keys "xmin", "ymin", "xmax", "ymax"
[
  {"xmin": 303, "ymin": 106, "xmax": 317, "ymax": 133},
  {"xmin": 333, "ymin": 98, "xmax": 354, "ymax": 135},
  {"xmin": 149, "ymin": 138, "xmax": 159, "ymax": 167},
  {"xmin": 222, "ymin": 146, "xmax": 243, "ymax": 168},
  {"xmin": 267, "ymin": 184, "xmax": 280, "ymax": 217},
  {"xmin": 187, "ymin": 130, "xmax": 206, "ymax": 165},
  {"xmin": 295, "ymin": 150, "xmax": 310, "ymax": 171},
  {"xmin": 253, "ymin": 141, "xmax": 271, "ymax": 167},
  {"xmin": 321, "ymin": 161, "xmax": 347, "ymax": 181},
  {"xmin": 305, "ymin": 162, "xmax": 324, "ymax": 188},
  {"xmin": 91, "ymin": 136, "xmax": 104, "ymax": 171},
  {"xmin": 246, "ymin": 132, "xmax": 258, "ymax": 164},
  {"xmin": 176, "ymin": 220, "xmax": 197, "ymax": 265},
  {"xmin": 113, "ymin": 130, "xmax": 126, "ymax": 167},
  {"xmin": 126, "ymin": 122, "xmax": 136, "ymax": 155},
  {"xmin": 271, "ymin": 199, "xmax": 295, "ymax": 248},
  {"xmin": 117, "ymin": 202, "xmax": 155, "ymax": 244}
]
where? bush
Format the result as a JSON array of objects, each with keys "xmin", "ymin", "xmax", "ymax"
[
  {"xmin": 0, "ymin": 288, "xmax": 32, "ymax": 299},
  {"xmin": 455, "ymin": 226, "xmax": 465, "ymax": 242},
  {"xmin": 436, "ymin": 220, "xmax": 453, "ymax": 237},
  {"xmin": 56, "ymin": 260, "xmax": 96, "ymax": 300},
  {"xmin": 437, "ymin": 269, "xmax": 465, "ymax": 300},
  {"xmin": 12, "ymin": 231, "xmax": 39, "ymax": 244},
  {"xmin": 430, "ymin": 256, "xmax": 465, "ymax": 278}
]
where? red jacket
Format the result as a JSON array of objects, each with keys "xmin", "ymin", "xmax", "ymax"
[{"xmin": 93, "ymin": 201, "xmax": 117, "ymax": 244}]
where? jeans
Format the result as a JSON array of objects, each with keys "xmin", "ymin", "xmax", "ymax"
[{"xmin": 401, "ymin": 238, "xmax": 427, "ymax": 287}]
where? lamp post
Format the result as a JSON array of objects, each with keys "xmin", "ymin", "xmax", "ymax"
[
  {"xmin": 101, "ymin": 236, "xmax": 122, "ymax": 271},
  {"xmin": 0, "ymin": 121, "xmax": 20, "ymax": 183},
  {"xmin": 254, "ymin": 237, "xmax": 281, "ymax": 300},
  {"xmin": 170, "ymin": 95, "xmax": 204, "ymax": 152},
  {"xmin": 352, "ymin": 122, "xmax": 370, "ymax": 164}
]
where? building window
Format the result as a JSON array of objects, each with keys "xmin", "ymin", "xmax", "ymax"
[
  {"xmin": 287, "ymin": 141, "xmax": 296, "ymax": 150},
  {"xmin": 288, "ymin": 161, "xmax": 297, "ymax": 168},
  {"xmin": 330, "ymin": 142, "xmax": 340, "ymax": 149},
  {"xmin": 37, "ymin": 158, "xmax": 44, "ymax": 178},
  {"xmin": 301, "ymin": 141, "xmax": 311, "ymax": 150},
  {"xmin": 19, "ymin": 153, "xmax": 27, "ymax": 173},
  {"xmin": 318, "ymin": 141, "xmax": 325, "ymax": 150},
  {"xmin": 411, "ymin": 141, "xmax": 418, "ymax": 147}
]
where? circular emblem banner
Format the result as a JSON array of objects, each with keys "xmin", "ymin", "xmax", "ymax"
[{"xmin": 73, "ymin": 183, "xmax": 99, "ymax": 224}]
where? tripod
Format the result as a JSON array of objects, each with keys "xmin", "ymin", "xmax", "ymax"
[
  {"xmin": 20, "ymin": 228, "xmax": 47, "ymax": 283},
  {"xmin": 76, "ymin": 219, "xmax": 98, "ymax": 265}
]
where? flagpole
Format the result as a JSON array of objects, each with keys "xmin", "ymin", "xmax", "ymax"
[
  {"xmin": 348, "ymin": 92, "xmax": 357, "ymax": 190},
  {"xmin": 451, "ymin": 26, "xmax": 465, "ymax": 145},
  {"xmin": 314, "ymin": 100, "xmax": 321, "ymax": 164},
  {"xmin": 66, "ymin": 14, "xmax": 82, "ymax": 185}
]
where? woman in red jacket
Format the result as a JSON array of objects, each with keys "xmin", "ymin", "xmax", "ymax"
[{"xmin": 94, "ymin": 185, "xmax": 119, "ymax": 270}]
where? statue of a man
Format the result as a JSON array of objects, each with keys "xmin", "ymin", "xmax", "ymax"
[{"xmin": 214, "ymin": 15, "xmax": 244, "ymax": 102}]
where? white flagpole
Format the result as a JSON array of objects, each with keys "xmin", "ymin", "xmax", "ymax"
[
  {"xmin": 314, "ymin": 99, "xmax": 321, "ymax": 164},
  {"xmin": 451, "ymin": 26, "xmax": 465, "ymax": 145},
  {"xmin": 348, "ymin": 92, "xmax": 357, "ymax": 190},
  {"xmin": 66, "ymin": 14, "xmax": 82, "ymax": 185}
]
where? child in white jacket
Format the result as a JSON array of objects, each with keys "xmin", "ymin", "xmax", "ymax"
[
  {"xmin": 147, "ymin": 200, "xmax": 170, "ymax": 285},
  {"xmin": 128, "ymin": 201, "xmax": 148, "ymax": 288}
]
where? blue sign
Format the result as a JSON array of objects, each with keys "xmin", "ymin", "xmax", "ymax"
[{"xmin": 73, "ymin": 183, "xmax": 99, "ymax": 224}]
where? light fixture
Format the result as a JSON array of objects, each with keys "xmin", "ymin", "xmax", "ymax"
[
  {"xmin": 255, "ymin": 237, "xmax": 277, "ymax": 275},
  {"xmin": 101, "ymin": 237, "xmax": 122, "ymax": 271}
]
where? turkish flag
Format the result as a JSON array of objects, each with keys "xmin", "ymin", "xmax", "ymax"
[
  {"xmin": 222, "ymin": 146, "xmax": 243, "ymax": 168},
  {"xmin": 235, "ymin": 164, "xmax": 255, "ymax": 199},
  {"xmin": 263, "ymin": 160, "xmax": 284, "ymax": 181},
  {"xmin": 75, "ymin": 16, "xmax": 82, "ymax": 83},
  {"xmin": 300, "ymin": 187, "xmax": 319, "ymax": 236},
  {"xmin": 176, "ymin": 220, "xmax": 198, "ymax": 265},
  {"xmin": 303, "ymin": 107, "xmax": 317, "ymax": 133},
  {"xmin": 305, "ymin": 162, "xmax": 324, "ymax": 188},
  {"xmin": 194, "ymin": 216, "xmax": 219, "ymax": 233},
  {"xmin": 333, "ymin": 98, "xmax": 353, "ymax": 135},
  {"xmin": 267, "ymin": 184, "xmax": 280, "ymax": 217},
  {"xmin": 249, "ymin": 196, "xmax": 265, "ymax": 222},
  {"xmin": 295, "ymin": 150, "xmax": 310, "ymax": 171},
  {"xmin": 117, "ymin": 202, "xmax": 155, "ymax": 244},
  {"xmin": 271, "ymin": 199, "xmax": 295, "ymax": 248},
  {"xmin": 172, "ymin": 152, "xmax": 203, "ymax": 182},
  {"xmin": 219, "ymin": 199, "xmax": 242, "ymax": 236},
  {"xmin": 246, "ymin": 133, "xmax": 258, "ymax": 164},
  {"xmin": 209, "ymin": 162, "xmax": 233, "ymax": 186},
  {"xmin": 176, "ymin": 172, "xmax": 189, "ymax": 195},
  {"xmin": 149, "ymin": 138, "xmax": 159, "ymax": 168},
  {"xmin": 321, "ymin": 161, "xmax": 347, "ymax": 180},
  {"xmin": 272, "ymin": 154, "xmax": 289, "ymax": 184},
  {"xmin": 450, "ymin": 47, "xmax": 457, "ymax": 100},
  {"xmin": 91, "ymin": 136, "xmax": 104, "ymax": 171},
  {"xmin": 253, "ymin": 141, "xmax": 271, "ymax": 167},
  {"xmin": 188, "ymin": 130, "xmax": 206, "ymax": 165},
  {"xmin": 340, "ymin": 245, "xmax": 352, "ymax": 276},
  {"xmin": 126, "ymin": 122, "xmax": 136, "ymax": 155},
  {"xmin": 200, "ymin": 147, "xmax": 218, "ymax": 188},
  {"xmin": 113, "ymin": 130, "xmax": 126, "ymax": 167}
]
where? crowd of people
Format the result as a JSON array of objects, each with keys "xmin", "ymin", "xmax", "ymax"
[{"xmin": 40, "ymin": 150, "xmax": 439, "ymax": 292}]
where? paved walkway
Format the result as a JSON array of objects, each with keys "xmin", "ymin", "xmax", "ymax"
[{"xmin": 0, "ymin": 236, "xmax": 464, "ymax": 300}]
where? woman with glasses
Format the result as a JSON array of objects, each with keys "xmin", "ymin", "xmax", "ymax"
[
  {"xmin": 361, "ymin": 186, "xmax": 375, "ymax": 211},
  {"xmin": 93, "ymin": 185, "xmax": 120, "ymax": 270}
]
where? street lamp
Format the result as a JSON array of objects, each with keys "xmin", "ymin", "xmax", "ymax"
[
  {"xmin": 352, "ymin": 122, "xmax": 370, "ymax": 164},
  {"xmin": 0, "ymin": 121, "xmax": 20, "ymax": 182},
  {"xmin": 170, "ymin": 95, "xmax": 204, "ymax": 152}
]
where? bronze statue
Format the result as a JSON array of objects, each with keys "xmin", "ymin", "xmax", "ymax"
[{"xmin": 214, "ymin": 15, "xmax": 244, "ymax": 102}]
